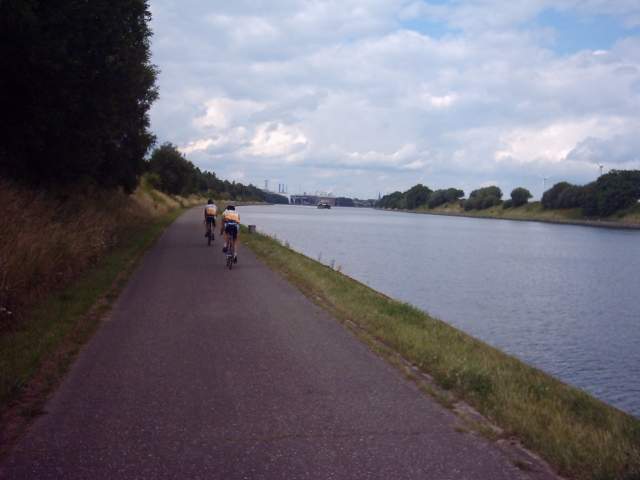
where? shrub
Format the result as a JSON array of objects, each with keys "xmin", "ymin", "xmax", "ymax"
[
  {"xmin": 510, "ymin": 187, "xmax": 532, "ymax": 207},
  {"xmin": 404, "ymin": 184, "xmax": 432, "ymax": 209},
  {"xmin": 541, "ymin": 182, "xmax": 572, "ymax": 209},
  {"xmin": 377, "ymin": 191, "xmax": 407, "ymax": 209},
  {"xmin": 583, "ymin": 170, "xmax": 640, "ymax": 217},
  {"xmin": 428, "ymin": 188, "xmax": 464, "ymax": 208},
  {"xmin": 465, "ymin": 186, "xmax": 502, "ymax": 210}
]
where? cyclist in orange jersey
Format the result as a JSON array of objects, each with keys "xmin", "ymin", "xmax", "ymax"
[
  {"xmin": 220, "ymin": 204, "xmax": 240, "ymax": 263},
  {"xmin": 204, "ymin": 199, "xmax": 217, "ymax": 239}
]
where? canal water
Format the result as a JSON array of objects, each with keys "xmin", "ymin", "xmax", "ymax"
[{"xmin": 238, "ymin": 204, "xmax": 640, "ymax": 417}]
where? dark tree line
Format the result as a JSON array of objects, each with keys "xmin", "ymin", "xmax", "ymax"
[
  {"xmin": 0, "ymin": 0, "xmax": 158, "ymax": 192},
  {"xmin": 542, "ymin": 171, "xmax": 640, "ymax": 217},
  {"xmin": 335, "ymin": 197, "xmax": 355, "ymax": 207},
  {"xmin": 464, "ymin": 186, "xmax": 502, "ymax": 211},
  {"xmin": 147, "ymin": 143, "xmax": 288, "ymax": 203},
  {"xmin": 377, "ymin": 184, "xmax": 464, "ymax": 210},
  {"xmin": 377, "ymin": 184, "xmax": 529, "ymax": 211},
  {"xmin": 377, "ymin": 170, "xmax": 640, "ymax": 217}
]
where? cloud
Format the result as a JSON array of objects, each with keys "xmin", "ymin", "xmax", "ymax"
[
  {"xmin": 494, "ymin": 118, "xmax": 620, "ymax": 164},
  {"xmin": 149, "ymin": 0, "xmax": 640, "ymax": 198},
  {"xmin": 567, "ymin": 131, "xmax": 640, "ymax": 167},
  {"xmin": 246, "ymin": 123, "xmax": 308, "ymax": 158},
  {"xmin": 194, "ymin": 98, "xmax": 265, "ymax": 129}
]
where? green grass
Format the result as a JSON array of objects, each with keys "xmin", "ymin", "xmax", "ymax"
[
  {"xmin": 242, "ymin": 228, "xmax": 640, "ymax": 480},
  {"xmin": 0, "ymin": 208, "xmax": 183, "ymax": 411},
  {"xmin": 413, "ymin": 201, "xmax": 640, "ymax": 228}
]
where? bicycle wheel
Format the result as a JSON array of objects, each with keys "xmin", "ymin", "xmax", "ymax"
[
  {"xmin": 226, "ymin": 254, "xmax": 233, "ymax": 270},
  {"xmin": 207, "ymin": 231, "xmax": 211, "ymax": 246}
]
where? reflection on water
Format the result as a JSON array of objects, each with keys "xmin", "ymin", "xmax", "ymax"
[{"xmin": 239, "ymin": 205, "xmax": 640, "ymax": 417}]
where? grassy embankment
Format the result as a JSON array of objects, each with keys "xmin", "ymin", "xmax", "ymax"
[
  {"xmin": 242, "ymin": 228, "xmax": 640, "ymax": 480},
  {"xmin": 0, "ymin": 177, "xmax": 203, "ymax": 438},
  {"xmin": 409, "ymin": 201, "xmax": 640, "ymax": 228}
]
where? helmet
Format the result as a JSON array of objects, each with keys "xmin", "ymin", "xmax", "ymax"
[
  {"xmin": 226, "ymin": 204, "xmax": 236, "ymax": 210},
  {"xmin": 207, "ymin": 198, "xmax": 214, "ymax": 204}
]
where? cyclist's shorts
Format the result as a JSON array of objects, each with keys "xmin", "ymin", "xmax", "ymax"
[
  {"xmin": 224, "ymin": 222, "xmax": 238, "ymax": 239},
  {"xmin": 205, "ymin": 216, "xmax": 216, "ymax": 226}
]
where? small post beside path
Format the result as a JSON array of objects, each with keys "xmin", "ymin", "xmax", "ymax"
[{"xmin": 248, "ymin": 225, "xmax": 256, "ymax": 234}]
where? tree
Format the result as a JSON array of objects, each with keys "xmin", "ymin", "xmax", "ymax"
[
  {"xmin": 583, "ymin": 170, "xmax": 640, "ymax": 217},
  {"xmin": 427, "ymin": 188, "xmax": 464, "ymax": 208},
  {"xmin": 557, "ymin": 185, "xmax": 588, "ymax": 209},
  {"xmin": 404, "ymin": 184, "xmax": 432, "ymax": 209},
  {"xmin": 147, "ymin": 143, "xmax": 289, "ymax": 203},
  {"xmin": 377, "ymin": 191, "xmax": 405, "ymax": 209},
  {"xmin": 148, "ymin": 143, "xmax": 196, "ymax": 195},
  {"xmin": 510, "ymin": 187, "xmax": 532, "ymax": 207},
  {"xmin": 0, "ymin": 0, "xmax": 158, "ymax": 192},
  {"xmin": 335, "ymin": 197, "xmax": 355, "ymax": 207},
  {"xmin": 541, "ymin": 182, "xmax": 571, "ymax": 209},
  {"xmin": 465, "ymin": 186, "xmax": 502, "ymax": 210}
]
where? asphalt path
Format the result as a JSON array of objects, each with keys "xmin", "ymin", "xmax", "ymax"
[{"xmin": 2, "ymin": 208, "xmax": 556, "ymax": 479}]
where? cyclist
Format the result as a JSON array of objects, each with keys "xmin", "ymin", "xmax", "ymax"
[
  {"xmin": 220, "ymin": 204, "xmax": 240, "ymax": 263},
  {"xmin": 204, "ymin": 199, "xmax": 217, "ymax": 239}
]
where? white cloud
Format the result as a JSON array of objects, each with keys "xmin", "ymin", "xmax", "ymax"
[
  {"xmin": 494, "ymin": 118, "xmax": 618, "ymax": 164},
  {"xmin": 149, "ymin": 0, "xmax": 640, "ymax": 197},
  {"xmin": 567, "ymin": 130, "xmax": 640, "ymax": 167},
  {"xmin": 194, "ymin": 98, "xmax": 265, "ymax": 129},
  {"xmin": 246, "ymin": 122, "xmax": 308, "ymax": 158}
]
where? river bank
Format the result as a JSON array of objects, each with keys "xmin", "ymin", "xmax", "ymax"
[
  {"xmin": 380, "ymin": 201, "xmax": 640, "ymax": 230},
  {"xmin": 242, "ymin": 226, "xmax": 640, "ymax": 480}
]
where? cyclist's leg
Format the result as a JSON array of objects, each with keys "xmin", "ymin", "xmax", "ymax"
[
  {"xmin": 233, "ymin": 225, "xmax": 238, "ymax": 261},
  {"xmin": 223, "ymin": 228, "xmax": 231, "ymax": 252}
]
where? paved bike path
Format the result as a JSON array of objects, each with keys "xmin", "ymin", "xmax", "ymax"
[{"xmin": 2, "ymin": 208, "xmax": 555, "ymax": 479}]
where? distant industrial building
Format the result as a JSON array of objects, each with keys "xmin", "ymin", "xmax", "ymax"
[
  {"xmin": 289, "ymin": 194, "xmax": 336, "ymax": 206},
  {"xmin": 289, "ymin": 195, "xmax": 375, "ymax": 207}
]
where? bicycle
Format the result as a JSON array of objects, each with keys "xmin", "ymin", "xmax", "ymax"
[
  {"xmin": 221, "ymin": 219, "xmax": 239, "ymax": 270},
  {"xmin": 205, "ymin": 221, "xmax": 214, "ymax": 246},
  {"xmin": 224, "ymin": 239, "xmax": 236, "ymax": 270}
]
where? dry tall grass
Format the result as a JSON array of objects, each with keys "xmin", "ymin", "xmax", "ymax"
[{"xmin": 0, "ymin": 179, "xmax": 202, "ymax": 331}]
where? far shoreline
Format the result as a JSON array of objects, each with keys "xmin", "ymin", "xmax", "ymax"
[{"xmin": 375, "ymin": 203, "xmax": 640, "ymax": 231}]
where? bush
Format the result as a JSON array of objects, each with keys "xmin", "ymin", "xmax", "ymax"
[
  {"xmin": 404, "ymin": 184, "xmax": 432, "ymax": 209},
  {"xmin": 148, "ymin": 143, "xmax": 196, "ymax": 195},
  {"xmin": 377, "ymin": 191, "xmax": 406, "ymax": 209},
  {"xmin": 428, "ymin": 188, "xmax": 464, "ymax": 208},
  {"xmin": 583, "ymin": 170, "xmax": 640, "ymax": 217},
  {"xmin": 510, "ymin": 187, "xmax": 532, "ymax": 207},
  {"xmin": 145, "ymin": 172, "xmax": 163, "ymax": 190},
  {"xmin": 541, "ymin": 182, "xmax": 572, "ymax": 209},
  {"xmin": 557, "ymin": 185, "xmax": 588, "ymax": 209},
  {"xmin": 503, "ymin": 199, "xmax": 513, "ymax": 209},
  {"xmin": 465, "ymin": 186, "xmax": 502, "ymax": 210},
  {"xmin": 542, "ymin": 171, "xmax": 640, "ymax": 216}
]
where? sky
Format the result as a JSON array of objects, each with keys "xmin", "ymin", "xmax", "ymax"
[{"xmin": 148, "ymin": 0, "xmax": 640, "ymax": 199}]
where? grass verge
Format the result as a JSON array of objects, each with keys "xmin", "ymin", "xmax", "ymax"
[
  {"xmin": 408, "ymin": 201, "xmax": 640, "ymax": 229},
  {"xmin": 242, "ymin": 227, "xmax": 640, "ymax": 480},
  {"xmin": 0, "ymin": 208, "xmax": 184, "ymax": 455}
]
